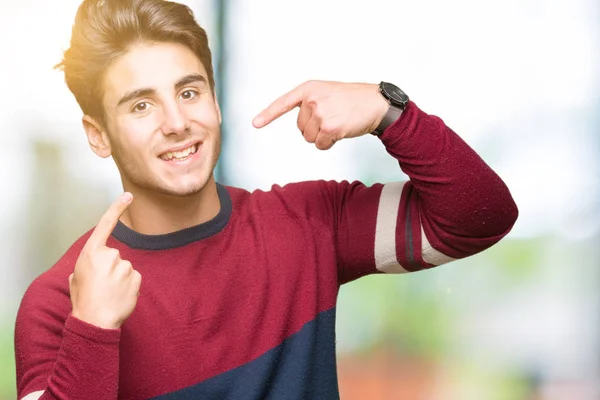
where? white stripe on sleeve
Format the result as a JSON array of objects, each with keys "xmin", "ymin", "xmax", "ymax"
[
  {"xmin": 21, "ymin": 390, "xmax": 44, "ymax": 400},
  {"xmin": 374, "ymin": 182, "xmax": 455, "ymax": 273},
  {"xmin": 421, "ymin": 225, "xmax": 456, "ymax": 266},
  {"xmin": 374, "ymin": 182, "xmax": 408, "ymax": 273}
]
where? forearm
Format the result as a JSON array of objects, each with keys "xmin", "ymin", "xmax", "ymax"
[
  {"xmin": 380, "ymin": 101, "xmax": 518, "ymax": 258},
  {"xmin": 17, "ymin": 315, "xmax": 120, "ymax": 400}
]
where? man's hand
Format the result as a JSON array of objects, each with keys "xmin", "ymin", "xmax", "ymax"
[
  {"xmin": 253, "ymin": 81, "xmax": 389, "ymax": 150},
  {"xmin": 69, "ymin": 193, "xmax": 141, "ymax": 330}
]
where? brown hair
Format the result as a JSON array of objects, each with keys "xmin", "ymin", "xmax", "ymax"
[{"xmin": 56, "ymin": 0, "xmax": 215, "ymax": 125}]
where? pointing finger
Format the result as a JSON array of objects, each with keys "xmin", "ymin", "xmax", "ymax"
[
  {"xmin": 252, "ymin": 84, "xmax": 306, "ymax": 128},
  {"xmin": 86, "ymin": 192, "xmax": 133, "ymax": 250}
]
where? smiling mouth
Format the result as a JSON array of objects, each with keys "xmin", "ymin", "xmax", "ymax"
[{"xmin": 159, "ymin": 143, "xmax": 199, "ymax": 162}]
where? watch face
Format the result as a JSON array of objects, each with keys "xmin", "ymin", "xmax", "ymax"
[{"xmin": 382, "ymin": 82, "xmax": 409, "ymax": 106}]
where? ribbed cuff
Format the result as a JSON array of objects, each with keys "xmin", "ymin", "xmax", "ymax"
[
  {"xmin": 64, "ymin": 314, "xmax": 121, "ymax": 345},
  {"xmin": 379, "ymin": 100, "xmax": 419, "ymax": 145}
]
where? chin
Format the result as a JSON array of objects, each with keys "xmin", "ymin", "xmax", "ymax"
[
  {"xmin": 157, "ymin": 176, "xmax": 213, "ymax": 198},
  {"xmin": 156, "ymin": 184, "xmax": 203, "ymax": 198},
  {"xmin": 120, "ymin": 157, "xmax": 216, "ymax": 198}
]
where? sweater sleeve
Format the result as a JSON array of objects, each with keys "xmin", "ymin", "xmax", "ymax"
[
  {"xmin": 324, "ymin": 100, "xmax": 518, "ymax": 283},
  {"xmin": 15, "ymin": 274, "xmax": 121, "ymax": 400}
]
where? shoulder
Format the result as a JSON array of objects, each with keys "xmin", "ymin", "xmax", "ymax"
[{"xmin": 224, "ymin": 180, "xmax": 342, "ymax": 215}]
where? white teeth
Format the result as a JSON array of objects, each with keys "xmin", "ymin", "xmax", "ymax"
[{"xmin": 161, "ymin": 144, "xmax": 197, "ymax": 161}]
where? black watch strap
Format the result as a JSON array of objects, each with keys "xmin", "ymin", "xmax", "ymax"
[{"xmin": 371, "ymin": 105, "xmax": 403, "ymax": 136}]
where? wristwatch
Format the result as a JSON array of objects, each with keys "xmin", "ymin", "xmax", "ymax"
[{"xmin": 371, "ymin": 81, "xmax": 409, "ymax": 136}]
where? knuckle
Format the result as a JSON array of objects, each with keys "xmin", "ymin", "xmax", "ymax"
[
  {"xmin": 106, "ymin": 248, "xmax": 120, "ymax": 260},
  {"xmin": 117, "ymin": 261, "xmax": 133, "ymax": 278},
  {"xmin": 320, "ymin": 122, "xmax": 335, "ymax": 134},
  {"xmin": 312, "ymin": 106, "xmax": 324, "ymax": 120},
  {"xmin": 132, "ymin": 270, "xmax": 142, "ymax": 286},
  {"xmin": 304, "ymin": 80, "xmax": 317, "ymax": 89},
  {"xmin": 305, "ymin": 96, "xmax": 318, "ymax": 107}
]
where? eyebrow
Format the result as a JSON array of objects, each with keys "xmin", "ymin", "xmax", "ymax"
[
  {"xmin": 116, "ymin": 73, "xmax": 208, "ymax": 107},
  {"xmin": 175, "ymin": 73, "xmax": 207, "ymax": 90}
]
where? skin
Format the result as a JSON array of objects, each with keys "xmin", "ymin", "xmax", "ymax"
[
  {"xmin": 71, "ymin": 40, "xmax": 390, "ymax": 329},
  {"xmin": 253, "ymin": 80, "xmax": 389, "ymax": 149},
  {"xmin": 70, "ymin": 193, "xmax": 140, "ymax": 329},
  {"xmin": 83, "ymin": 41, "xmax": 223, "ymax": 235}
]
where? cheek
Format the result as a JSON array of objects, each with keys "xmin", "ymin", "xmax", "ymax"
[
  {"xmin": 190, "ymin": 101, "xmax": 221, "ymax": 128},
  {"xmin": 113, "ymin": 118, "xmax": 157, "ymax": 154}
]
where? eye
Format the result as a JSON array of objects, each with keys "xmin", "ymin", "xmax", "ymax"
[
  {"xmin": 180, "ymin": 90, "xmax": 199, "ymax": 101},
  {"xmin": 132, "ymin": 102, "xmax": 151, "ymax": 113}
]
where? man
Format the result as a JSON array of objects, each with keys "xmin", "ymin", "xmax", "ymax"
[{"xmin": 14, "ymin": 0, "xmax": 518, "ymax": 399}]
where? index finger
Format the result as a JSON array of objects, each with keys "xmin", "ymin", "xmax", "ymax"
[
  {"xmin": 86, "ymin": 192, "xmax": 133, "ymax": 249},
  {"xmin": 252, "ymin": 84, "xmax": 306, "ymax": 128}
]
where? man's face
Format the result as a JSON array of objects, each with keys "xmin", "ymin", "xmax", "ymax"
[{"xmin": 97, "ymin": 41, "xmax": 221, "ymax": 197}]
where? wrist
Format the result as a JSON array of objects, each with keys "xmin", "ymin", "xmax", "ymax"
[
  {"xmin": 72, "ymin": 309, "xmax": 122, "ymax": 330},
  {"xmin": 371, "ymin": 105, "xmax": 404, "ymax": 137},
  {"xmin": 371, "ymin": 92, "xmax": 391, "ymax": 131},
  {"xmin": 371, "ymin": 81, "xmax": 409, "ymax": 136}
]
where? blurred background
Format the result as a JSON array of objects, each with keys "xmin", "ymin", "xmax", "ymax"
[{"xmin": 0, "ymin": 0, "xmax": 598, "ymax": 399}]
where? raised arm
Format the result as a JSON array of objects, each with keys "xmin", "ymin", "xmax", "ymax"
[
  {"xmin": 254, "ymin": 80, "xmax": 518, "ymax": 282},
  {"xmin": 15, "ymin": 193, "xmax": 141, "ymax": 399}
]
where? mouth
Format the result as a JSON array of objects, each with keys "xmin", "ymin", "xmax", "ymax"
[{"xmin": 159, "ymin": 142, "xmax": 200, "ymax": 162}]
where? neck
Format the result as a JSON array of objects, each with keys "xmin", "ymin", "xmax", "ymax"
[{"xmin": 120, "ymin": 176, "xmax": 220, "ymax": 235}]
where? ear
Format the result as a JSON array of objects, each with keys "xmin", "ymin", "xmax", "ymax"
[
  {"xmin": 82, "ymin": 115, "xmax": 112, "ymax": 158},
  {"xmin": 214, "ymin": 91, "xmax": 222, "ymax": 125}
]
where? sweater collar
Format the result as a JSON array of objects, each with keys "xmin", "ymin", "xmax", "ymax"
[{"xmin": 111, "ymin": 183, "xmax": 232, "ymax": 250}]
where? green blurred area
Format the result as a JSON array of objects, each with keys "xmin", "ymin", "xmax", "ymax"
[
  {"xmin": 333, "ymin": 236, "xmax": 566, "ymax": 399},
  {"xmin": 0, "ymin": 327, "xmax": 15, "ymax": 400}
]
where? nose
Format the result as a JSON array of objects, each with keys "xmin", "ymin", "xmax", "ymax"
[{"xmin": 160, "ymin": 101, "xmax": 189, "ymax": 136}]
